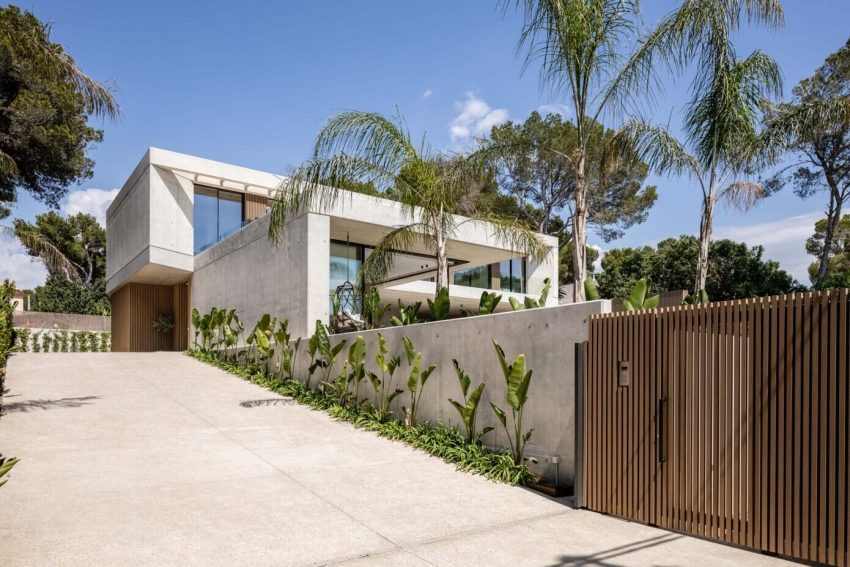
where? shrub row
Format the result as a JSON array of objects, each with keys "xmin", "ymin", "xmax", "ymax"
[{"xmin": 14, "ymin": 329, "xmax": 111, "ymax": 353}]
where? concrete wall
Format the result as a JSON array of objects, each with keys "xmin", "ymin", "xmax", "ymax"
[
  {"xmin": 12, "ymin": 312, "xmax": 111, "ymax": 332},
  {"xmin": 192, "ymin": 213, "xmax": 330, "ymax": 340},
  {"xmin": 275, "ymin": 300, "xmax": 610, "ymax": 486}
]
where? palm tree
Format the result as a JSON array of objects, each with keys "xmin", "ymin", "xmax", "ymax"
[
  {"xmin": 613, "ymin": 0, "xmax": 784, "ymax": 294},
  {"xmin": 0, "ymin": 224, "xmax": 82, "ymax": 284},
  {"xmin": 268, "ymin": 111, "xmax": 547, "ymax": 294},
  {"xmin": 507, "ymin": 0, "xmax": 642, "ymax": 302}
]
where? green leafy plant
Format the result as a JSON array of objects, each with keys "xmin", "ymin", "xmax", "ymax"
[
  {"xmin": 346, "ymin": 335, "xmax": 368, "ymax": 407},
  {"xmin": 508, "ymin": 277, "xmax": 551, "ymax": 311},
  {"xmin": 0, "ymin": 454, "xmax": 20, "ymax": 488},
  {"xmin": 15, "ymin": 328, "xmax": 30, "ymax": 352},
  {"xmin": 367, "ymin": 333, "xmax": 403, "ymax": 422},
  {"xmin": 273, "ymin": 319, "xmax": 301, "ymax": 382},
  {"xmin": 31, "ymin": 331, "xmax": 41, "ymax": 352},
  {"xmin": 391, "ymin": 299, "xmax": 421, "ymax": 326},
  {"xmin": 306, "ymin": 320, "xmax": 347, "ymax": 391},
  {"xmin": 58, "ymin": 330, "xmax": 69, "ymax": 352},
  {"xmin": 41, "ymin": 333, "xmax": 50, "ymax": 352},
  {"xmin": 427, "ymin": 287, "xmax": 451, "ymax": 321},
  {"xmin": 361, "ymin": 287, "xmax": 390, "ymax": 329},
  {"xmin": 622, "ymin": 278, "xmax": 659, "ymax": 311},
  {"xmin": 245, "ymin": 313, "xmax": 276, "ymax": 370},
  {"xmin": 461, "ymin": 291, "xmax": 502, "ymax": 317},
  {"xmin": 584, "ymin": 277, "xmax": 601, "ymax": 301},
  {"xmin": 683, "ymin": 289, "xmax": 709, "ymax": 305},
  {"xmin": 401, "ymin": 336, "xmax": 437, "ymax": 427},
  {"xmin": 490, "ymin": 340, "xmax": 534, "ymax": 466},
  {"xmin": 153, "ymin": 313, "xmax": 175, "ymax": 334},
  {"xmin": 449, "ymin": 359, "xmax": 492, "ymax": 444}
]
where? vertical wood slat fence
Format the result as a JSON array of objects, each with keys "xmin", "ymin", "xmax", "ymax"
[{"xmin": 581, "ymin": 290, "xmax": 849, "ymax": 566}]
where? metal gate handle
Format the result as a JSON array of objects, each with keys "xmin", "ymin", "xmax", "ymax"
[{"xmin": 656, "ymin": 397, "xmax": 666, "ymax": 463}]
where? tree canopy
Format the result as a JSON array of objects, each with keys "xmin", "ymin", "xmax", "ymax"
[
  {"xmin": 806, "ymin": 214, "xmax": 850, "ymax": 288},
  {"xmin": 488, "ymin": 111, "xmax": 657, "ymax": 240},
  {"xmin": 763, "ymin": 36, "xmax": 850, "ymax": 288},
  {"xmin": 596, "ymin": 235, "xmax": 799, "ymax": 301},
  {"xmin": 13, "ymin": 211, "xmax": 109, "ymax": 314},
  {"xmin": 0, "ymin": 6, "xmax": 117, "ymax": 218}
]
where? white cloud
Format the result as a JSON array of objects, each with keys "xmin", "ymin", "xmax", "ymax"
[
  {"xmin": 589, "ymin": 243, "xmax": 604, "ymax": 273},
  {"xmin": 714, "ymin": 211, "xmax": 822, "ymax": 285},
  {"xmin": 537, "ymin": 103, "xmax": 571, "ymax": 118},
  {"xmin": 449, "ymin": 92, "xmax": 509, "ymax": 148},
  {"xmin": 0, "ymin": 237, "xmax": 48, "ymax": 289},
  {"xmin": 422, "ymin": 89, "xmax": 433, "ymax": 99},
  {"xmin": 61, "ymin": 187, "xmax": 119, "ymax": 226}
]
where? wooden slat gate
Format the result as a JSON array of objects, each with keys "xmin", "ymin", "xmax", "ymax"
[{"xmin": 581, "ymin": 290, "xmax": 849, "ymax": 566}]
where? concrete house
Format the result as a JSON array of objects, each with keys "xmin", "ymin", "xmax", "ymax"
[{"xmin": 105, "ymin": 148, "xmax": 559, "ymax": 351}]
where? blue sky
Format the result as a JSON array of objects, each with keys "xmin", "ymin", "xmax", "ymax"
[{"xmin": 3, "ymin": 0, "xmax": 849, "ymax": 288}]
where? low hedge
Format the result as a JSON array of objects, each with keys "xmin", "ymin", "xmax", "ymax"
[{"xmin": 187, "ymin": 349, "xmax": 533, "ymax": 485}]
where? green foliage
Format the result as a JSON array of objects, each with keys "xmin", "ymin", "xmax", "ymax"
[
  {"xmin": 598, "ymin": 236, "xmax": 797, "ymax": 301},
  {"xmin": 391, "ymin": 299, "xmax": 421, "ymax": 326},
  {"xmin": 461, "ymin": 290, "xmax": 503, "ymax": 317},
  {"xmin": 187, "ymin": 349, "xmax": 533, "ymax": 485},
  {"xmin": 448, "ymin": 359, "xmax": 492, "ymax": 444},
  {"xmin": 361, "ymin": 287, "xmax": 390, "ymax": 329},
  {"xmin": 14, "ymin": 327, "xmax": 29, "ymax": 352},
  {"xmin": 13, "ymin": 329, "xmax": 110, "ymax": 353},
  {"xmin": 30, "ymin": 331, "xmax": 40, "ymax": 352},
  {"xmin": 27, "ymin": 275, "xmax": 110, "ymax": 316},
  {"xmin": 268, "ymin": 109, "xmax": 547, "ymax": 294},
  {"xmin": 0, "ymin": 453, "xmax": 20, "ymax": 488},
  {"xmin": 622, "ymin": 278, "xmax": 659, "ymax": 311},
  {"xmin": 490, "ymin": 340, "xmax": 534, "ymax": 466},
  {"xmin": 368, "ymin": 333, "xmax": 403, "ymax": 422},
  {"xmin": 152, "ymin": 314, "xmax": 175, "ymax": 334},
  {"xmin": 488, "ymin": 111, "xmax": 657, "ymax": 239},
  {"xmin": 762, "ymin": 38, "xmax": 850, "ymax": 288},
  {"xmin": 245, "ymin": 313, "xmax": 275, "ymax": 369},
  {"xmin": 0, "ymin": 6, "xmax": 116, "ymax": 217},
  {"xmin": 307, "ymin": 320, "xmax": 347, "ymax": 391},
  {"xmin": 509, "ymin": 277, "xmax": 551, "ymax": 311},
  {"xmin": 427, "ymin": 287, "xmax": 451, "ymax": 321},
  {"xmin": 559, "ymin": 242, "xmax": 599, "ymax": 286},
  {"xmin": 0, "ymin": 280, "xmax": 17, "ymax": 381},
  {"xmin": 683, "ymin": 290, "xmax": 710, "ymax": 306},
  {"xmin": 583, "ymin": 277, "xmax": 601, "ymax": 301},
  {"xmin": 273, "ymin": 319, "xmax": 300, "ymax": 382},
  {"xmin": 401, "ymin": 336, "xmax": 437, "ymax": 427},
  {"xmin": 806, "ymin": 215, "xmax": 850, "ymax": 289}
]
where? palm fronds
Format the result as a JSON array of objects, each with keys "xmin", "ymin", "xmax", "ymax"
[{"xmin": 1, "ymin": 224, "xmax": 81, "ymax": 284}]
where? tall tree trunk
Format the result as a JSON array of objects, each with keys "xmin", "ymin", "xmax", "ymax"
[
  {"xmin": 695, "ymin": 194, "xmax": 715, "ymax": 294},
  {"xmin": 571, "ymin": 152, "xmax": 588, "ymax": 302},
  {"xmin": 434, "ymin": 229, "xmax": 448, "ymax": 294},
  {"xmin": 814, "ymin": 185, "xmax": 843, "ymax": 288}
]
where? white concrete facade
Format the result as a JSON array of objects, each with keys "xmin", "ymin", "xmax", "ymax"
[{"xmin": 106, "ymin": 148, "xmax": 559, "ymax": 339}]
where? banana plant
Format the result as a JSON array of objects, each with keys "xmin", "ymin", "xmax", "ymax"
[
  {"xmin": 245, "ymin": 313, "xmax": 276, "ymax": 371},
  {"xmin": 0, "ymin": 454, "xmax": 20, "ymax": 488},
  {"xmin": 361, "ymin": 287, "xmax": 390, "ymax": 329},
  {"xmin": 191, "ymin": 308, "xmax": 202, "ymax": 348},
  {"xmin": 346, "ymin": 336, "xmax": 368, "ymax": 407},
  {"xmin": 448, "ymin": 359, "xmax": 492, "ymax": 444},
  {"xmin": 622, "ymin": 278, "xmax": 660, "ymax": 311},
  {"xmin": 508, "ymin": 277, "xmax": 551, "ymax": 311},
  {"xmin": 461, "ymin": 290, "xmax": 503, "ymax": 317},
  {"xmin": 367, "ymin": 333, "xmax": 403, "ymax": 422},
  {"xmin": 583, "ymin": 277, "xmax": 601, "ymax": 301},
  {"xmin": 683, "ymin": 289, "xmax": 709, "ymax": 305},
  {"xmin": 307, "ymin": 320, "xmax": 347, "ymax": 391},
  {"xmin": 273, "ymin": 319, "xmax": 301, "ymax": 382},
  {"xmin": 427, "ymin": 287, "xmax": 451, "ymax": 321},
  {"xmin": 490, "ymin": 340, "xmax": 534, "ymax": 466},
  {"xmin": 391, "ymin": 300, "xmax": 421, "ymax": 326},
  {"xmin": 401, "ymin": 336, "xmax": 437, "ymax": 426}
]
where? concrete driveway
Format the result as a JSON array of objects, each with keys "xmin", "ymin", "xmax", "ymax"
[{"xmin": 0, "ymin": 353, "xmax": 794, "ymax": 567}]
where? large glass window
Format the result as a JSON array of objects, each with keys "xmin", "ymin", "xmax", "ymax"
[
  {"xmin": 453, "ymin": 265, "xmax": 490, "ymax": 289},
  {"xmin": 499, "ymin": 258, "xmax": 525, "ymax": 293},
  {"xmin": 330, "ymin": 241, "xmax": 364, "ymax": 314},
  {"xmin": 193, "ymin": 187, "xmax": 244, "ymax": 254}
]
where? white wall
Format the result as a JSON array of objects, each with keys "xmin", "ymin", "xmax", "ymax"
[{"xmin": 191, "ymin": 213, "xmax": 330, "ymax": 339}]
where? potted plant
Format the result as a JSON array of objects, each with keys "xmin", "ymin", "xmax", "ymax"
[{"xmin": 153, "ymin": 314, "xmax": 175, "ymax": 335}]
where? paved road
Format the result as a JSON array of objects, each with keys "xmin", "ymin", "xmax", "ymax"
[{"xmin": 0, "ymin": 353, "xmax": 794, "ymax": 566}]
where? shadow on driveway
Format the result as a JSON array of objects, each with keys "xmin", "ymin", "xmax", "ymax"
[{"xmin": 1, "ymin": 395, "xmax": 100, "ymax": 414}]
